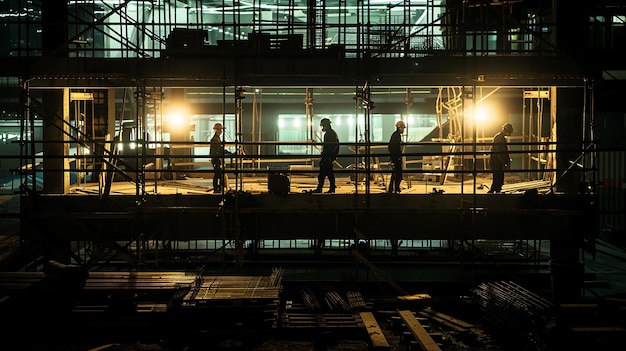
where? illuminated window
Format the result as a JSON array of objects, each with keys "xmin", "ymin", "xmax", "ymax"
[{"xmin": 277, "ymin": 114, "xmax": 308, "ymax": 155}]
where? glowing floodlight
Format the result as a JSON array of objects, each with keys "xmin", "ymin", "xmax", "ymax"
[
  {"xmin": 475, "ymin": 106, "xmax": 487, "ymax": 124},
  {"xmin": 164, "ymin": 105, "xmax": 190, "ymax": 133}
]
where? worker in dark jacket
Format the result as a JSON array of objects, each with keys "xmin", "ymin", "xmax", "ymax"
[
  {"xmin": 210, "ymin": 123, "xmax": 230, "ymax": 193},
  {"xmin": 312, "ymin": 118, "xmax": 340, "ymax": 193},
  {"xmin": 388, "ymin": 120, "xmax": 406, "ymax": 193},
  {"xmin": 488, "ymin": 123, "xmax": 514, "ymax": 193}
]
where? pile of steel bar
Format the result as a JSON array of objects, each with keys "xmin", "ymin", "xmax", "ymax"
[
  {"xmin": 269, "ymin": 267, "xmax": 284, "ymax": 287},
  {"xmin": 281, "ymin": 312, "xmax": 363, "ymax": 329},
  {"xmin": 183, "ymin": 275, "xmax": 281, "ymax": 304},
  {"xmin": 473, "ymin": 280, "xmax": 554, "ymax": 351},
  {"xmin": 85, "ymin": 271, "xmax": 196, "ymax": 290},
  {"xmin": 346, "ymin": 289, "xmax": 367, "ymax": 309},
  {"xmin": 299, "ymin": 286, "xmax": 322, "ymax": 309},
  {"xmin": 321, "ymin": 284, "xmax": 351, "ymax": 310}
]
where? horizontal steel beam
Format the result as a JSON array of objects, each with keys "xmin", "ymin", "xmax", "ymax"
[{"xmin": 20, "ymin": 193, "xmax": 597, "ymax": 241}]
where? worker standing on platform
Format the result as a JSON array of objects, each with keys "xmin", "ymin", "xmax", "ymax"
[
  {"xmin": 312, "ymin": 118, "xmax": 340, "ymax": 193},
  {"xmin": 488, "ymin": 123, "xmax": 514, "ymax": 193},
  {"xmin": 388, "ymin": 120, "xmax": 406, "ymax": 193},
  {"xmin": 210, "ymin": 123, "xmax": 229, "ymax": 193}
]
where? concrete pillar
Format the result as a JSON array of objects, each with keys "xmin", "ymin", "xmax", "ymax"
[{"xmin": 550, "ymin": 239, "xmax": 583, "ymax": 304}]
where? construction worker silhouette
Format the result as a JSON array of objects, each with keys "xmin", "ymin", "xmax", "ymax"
[
  {"xmin": 388, "ymin": 120, "xmax": 406, "ymax": 193},
  {"xmin": 312, "ymin": 118, "xmax": 339, "ymax": 193},
  {"xmin": 488, "ymin": 123, "xmax": 513, "ymax": 193},
  {"xmin": 210, "ymin": 123, "xmax": 230, "ymax": 193}
]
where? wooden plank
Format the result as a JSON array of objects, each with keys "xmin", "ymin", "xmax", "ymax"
[
  {"xmin": 359, "ymin": 312, "xmax": 391, "ymax": 350},
  {"xmin": 419, "ymin": 308, "xmax": 474, "ymax": 329},
  {"xmin": 570, "ymin": 326, "xmax": 626, "ymax": 333},
  {"xmin": 282, "ymin": 313, "xmax": 361, "ymax": 329},
  {"xmin": 501, "ymin": 180, "xmax": 551, "ymax": 193},
  {"xmin": 398, "ymin": 310, "xmax": 442, "ymax": 351},
  {"xmin": 417, "ymin": 311, "xmax": 468, "ymax": 333}
]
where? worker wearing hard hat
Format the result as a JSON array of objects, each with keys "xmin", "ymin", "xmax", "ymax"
[
  {"xmin": 311, "ymin": 118, "xmax": 340, "ymax": 193},
  {"xmin": 210, "ymin": 123, "xmax": 230, "ymax": 193},
  {"xmin": 488, "ymin": 123, "xmax": 514, "ymax": 193},
  {"xmin": 388, "ymin": 120, "xmax": 406, "ymax": 194}
]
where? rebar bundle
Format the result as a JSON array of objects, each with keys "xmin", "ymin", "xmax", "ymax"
[{"xmin": 473, "ymin": 280, "xmax": 554, "ymax": 351}]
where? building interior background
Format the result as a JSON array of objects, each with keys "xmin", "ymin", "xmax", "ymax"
[{"xmin": 0, "ymin": 1, "xmax": 625, "ymax": 350}]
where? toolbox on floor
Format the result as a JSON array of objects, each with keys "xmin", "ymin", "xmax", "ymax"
[{"xmin": 268, "ymin": 170, "xmax": 290, "ymax": 194}]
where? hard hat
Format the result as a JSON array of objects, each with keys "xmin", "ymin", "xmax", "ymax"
[
  {"xmin": 395, "ymin": 120, "xmax": 406, "ymax": 128},
  {"xmin": 213, "ymin": 123, "xmax": 223, "ymax": 130},
  {"xmin": 320, "ymin": 118, "xmax": 331, "ymax": 126},
  {"xmin": 502, "ymin": 123, "xmax": 513, "ymax": 133}
]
